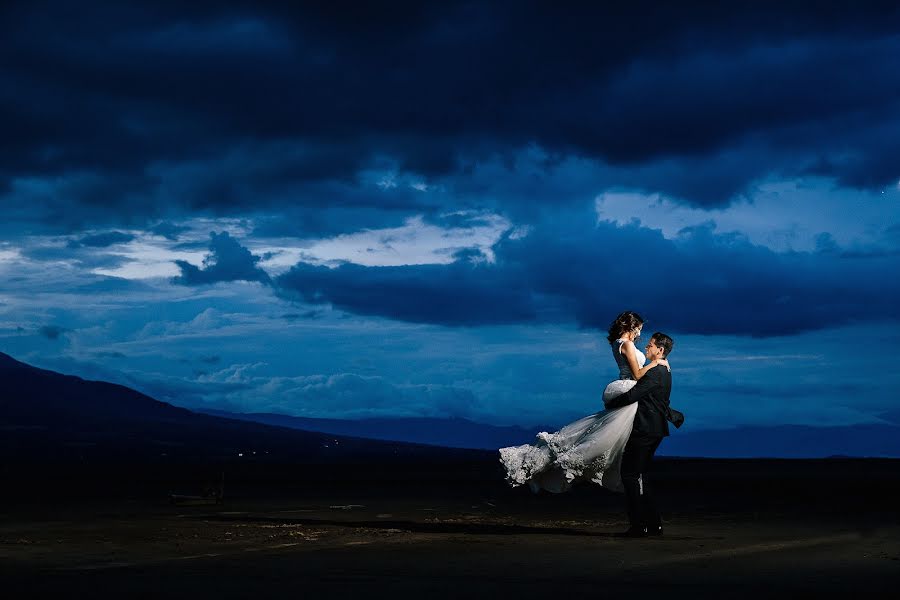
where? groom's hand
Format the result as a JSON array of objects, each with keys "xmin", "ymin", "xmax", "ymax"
[{"xmin": 606, "ymin": 367, "xmax": 661, "ymax": 409}]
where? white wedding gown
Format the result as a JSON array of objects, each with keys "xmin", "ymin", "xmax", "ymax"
[{"xmin": 498, "ymin": 348, "xmax": 642, "ymax": 494}]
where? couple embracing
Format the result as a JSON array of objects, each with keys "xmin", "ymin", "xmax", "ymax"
[{"xmin": 499, "ymin": 311, "xmax": 683, "ymax": 537}]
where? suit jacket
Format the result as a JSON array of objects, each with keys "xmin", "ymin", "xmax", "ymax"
[{"xmin": 605, "ymin": 364, "xmax": 672, "ymax": 437}]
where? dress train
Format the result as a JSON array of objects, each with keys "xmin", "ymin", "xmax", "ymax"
[{"xmin": 498, "ymin": 379, "xmax": 638, "ymax": 493}]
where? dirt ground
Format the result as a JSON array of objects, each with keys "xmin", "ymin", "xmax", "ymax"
[{"xmin": 2, "ymin": 459, "xmax": 898, "ymax": 598}]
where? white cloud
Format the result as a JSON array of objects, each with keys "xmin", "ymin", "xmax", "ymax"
[
  {"xmin": 0, "ymin": 246, "xmax": 21, "ymax": 263},
  {"xmin": 300, "ymin": 213, "xmax": 511, "ymax": 267},
  {"xmin": 36, "ymin": 211, "xmax": 515, "ymax": 280}
]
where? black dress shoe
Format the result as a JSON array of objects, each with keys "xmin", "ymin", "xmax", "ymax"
[
  {"xmin": 619, "ymin": 526, "xmax": 647, "ymax": 538},
  {"xmin": 645, "ymin": 525, "xmax": 663, "ymax": 537}
]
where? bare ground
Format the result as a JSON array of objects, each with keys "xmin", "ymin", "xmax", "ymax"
[{"xmin": 2, "ymin": 459, "xmax": 898, "ymax": 598}]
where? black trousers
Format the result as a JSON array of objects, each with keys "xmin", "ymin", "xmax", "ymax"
[{"xmin": 621, "ymin": 433, "xmax": 663, "ymax": 529}]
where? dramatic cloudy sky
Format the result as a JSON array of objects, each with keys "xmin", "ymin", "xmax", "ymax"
[{"xmin": 2, "ymin": 2, "xmax": 899, "ymax": 446}]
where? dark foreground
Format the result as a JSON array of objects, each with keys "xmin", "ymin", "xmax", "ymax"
[{"xmin": 3, "ymin": 457, "xmax": 899, "ymax": 598}]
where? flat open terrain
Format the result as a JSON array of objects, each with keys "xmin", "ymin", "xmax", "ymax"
[{"xmin": 2, "ymin": 458, "xmax": 898, "ymax": 598}]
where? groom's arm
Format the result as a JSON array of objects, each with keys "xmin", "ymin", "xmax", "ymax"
[{"xmin": 605, "ymin": 367, "xmax": 660, "ymax": 409}]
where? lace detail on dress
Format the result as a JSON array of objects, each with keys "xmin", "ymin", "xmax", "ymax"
[
  {"xmin": 498, "ymin": 443, "xmax": 551, "ymax": 486},
  {"xmin": 557, "ymin": 447, "xmax": 609, "ymax": 481},
  {"xmin": 499, "ymin": 344, "xmax": 646, "ymax": 494},
  {"xmin": 499, "ymin": 398, "xmax": 638, "ymax": 494}
]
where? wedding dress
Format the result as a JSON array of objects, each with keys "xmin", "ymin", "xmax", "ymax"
[{"xmin": 498, "ymin": 340, "xmax": 642, "ymax": 493}]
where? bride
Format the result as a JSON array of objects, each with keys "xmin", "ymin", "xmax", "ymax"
[{"xmin": 499, "ymin": 311, "xmax": 668, "ymax": 493}]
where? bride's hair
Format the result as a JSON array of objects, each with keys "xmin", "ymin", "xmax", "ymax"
[{"xmin": 607, "ymin": 311, "xmax": 644, "ymax": 344}]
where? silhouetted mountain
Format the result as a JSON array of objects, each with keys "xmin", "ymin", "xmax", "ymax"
[
  {"xmin": 1, "ymin": 351, "xmax": 195, "ymax": 424},
  {"xmin": 0, "ymin": 352, "xmax": 482, "ymax": 464},
  {"xmin": 4, "ymin": 351, "xmax": 898, "ymax": 461},
  {"xmin": 199, "ymin": 409, "xmax": 547, "ymax": 449},
  {"xmin": 202, "ymin": 407, "xmax": 900, "ymax": 458}
]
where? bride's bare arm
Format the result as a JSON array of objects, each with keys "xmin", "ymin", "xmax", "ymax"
[{"xmin": 622, "ymin": 340, "xmax": 664, "ymax": 380}]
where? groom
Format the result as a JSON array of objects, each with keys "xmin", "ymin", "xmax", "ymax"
[{"xmin": 605, "ymin": 332, "xmax": 675, "ymax": 537}]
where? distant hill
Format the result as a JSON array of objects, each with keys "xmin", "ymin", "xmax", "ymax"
[
  {"xmin": 661, "ymin": 424, "xmax": 900, "ymax": 459},
  {"xmin": 3, "ymin": 351, "xmax": 898, "ymax": 460},
  {"xmin": 199, "ymin": 409, "xmax": 546, "ymax": 450},
  {"xmin": 202, "ymin": 408, "xmax": 900, "ymax": 459},
  {"xmin": 0, "ymin": 352, "xmax": 481, "ymax": 464}
]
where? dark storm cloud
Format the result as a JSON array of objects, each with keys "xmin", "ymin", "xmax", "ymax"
[
  {"xmin": 38, "ymin": 325, "xmax": 69, "ymax": 340},
  {"xmin": 2, "ymin": 0, "xmax": 899, "ymax": 230},
  {"xmin": 67, "ymin": 231, "xmax": 135, "ymax": 248},
  {"xmin": 150, "ymin": 221, "xmax": 191, "ymax": 240},
  {"xmin": 423, "ymin": 213, "xmax": 498, "ymax": 230},
  {"xmin": 250, "ymin": 211, "xmax": 384, "ymax": 240},
  {"xmin": 510, "ymin": 218, "xmax": 899, "ymax": 336},
  {"xmin": 74, "ymin": 277, "xmax": 156, "ymax": 294},
  {"xmin": 21, "ymin": 244, "xmax": 134, "ymax": 270},
  {"xmin": 277, "ymin": 258, "xmax": 537, "ymax": 327},
  {"xmin": 173, "ymin": 231, "xmax": 271, "ymax": 285},
  {"xmin": 276, "ymin": 209, "xmax": 900, "ymax": 336}
]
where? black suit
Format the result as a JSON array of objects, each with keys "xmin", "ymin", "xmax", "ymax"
[
  {"xmin": 605, "ymin": 364, "xmax": 672, "ymax": 437},
  {"xmin": 605, "ymin": 365, "xmax": 672, "ymax": 530}
]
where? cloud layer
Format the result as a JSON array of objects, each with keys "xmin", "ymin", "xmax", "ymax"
[
  {"xmin": 3, "ymin": 1, "xmax": 899, "ymax": 235},
  {"xmin": 2, "ymin": 2, "xmax": 899, "ymax": 451},
  {"xmin": 274, "ymin": 212, "xmax": 900, "ymax": 336}
]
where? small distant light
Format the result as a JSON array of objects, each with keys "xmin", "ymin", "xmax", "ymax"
[{"xmin": 238, "ymin": 452, "xmax": 243, "ymax": 457}]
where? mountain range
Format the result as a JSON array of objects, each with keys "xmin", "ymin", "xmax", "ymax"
[
  {"xmin": 198, "ymin": 409, "xmax": 546, "ymax": 450},
  {"xmin": 3, "ymin": 351, "xmax": 899, "ymax": 460},
  {"xmin": 0, "ymin": 351, "xmax": 478, "ymax": 464},
  {"xmin": 201, "ymin": 408, "xmax": 900, "ymax": 458}
]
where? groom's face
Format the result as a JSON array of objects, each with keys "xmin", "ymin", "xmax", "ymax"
[{"xmin": 645, "ymin": 339, "xmax": 664, "ymax": 361}]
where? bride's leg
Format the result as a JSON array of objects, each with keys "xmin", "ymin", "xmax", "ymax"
[{"xmin": 602, "ymin": 379, "xmax": 638, "ymax": 407}]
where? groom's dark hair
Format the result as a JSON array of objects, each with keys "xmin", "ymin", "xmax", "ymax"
[{"xmin": 651, "ymin": 332, "xmax": 674, "ymax": 358}]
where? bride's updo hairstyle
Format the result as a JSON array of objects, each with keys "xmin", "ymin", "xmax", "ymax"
[{"xmin": 606, "ymin": 311, "xmax": 644, "ymax": 345}]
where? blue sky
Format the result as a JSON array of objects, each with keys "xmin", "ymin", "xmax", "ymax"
[{"xmin": 1, "ymin": 2, "xmax": 899, "ymax": 440}]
